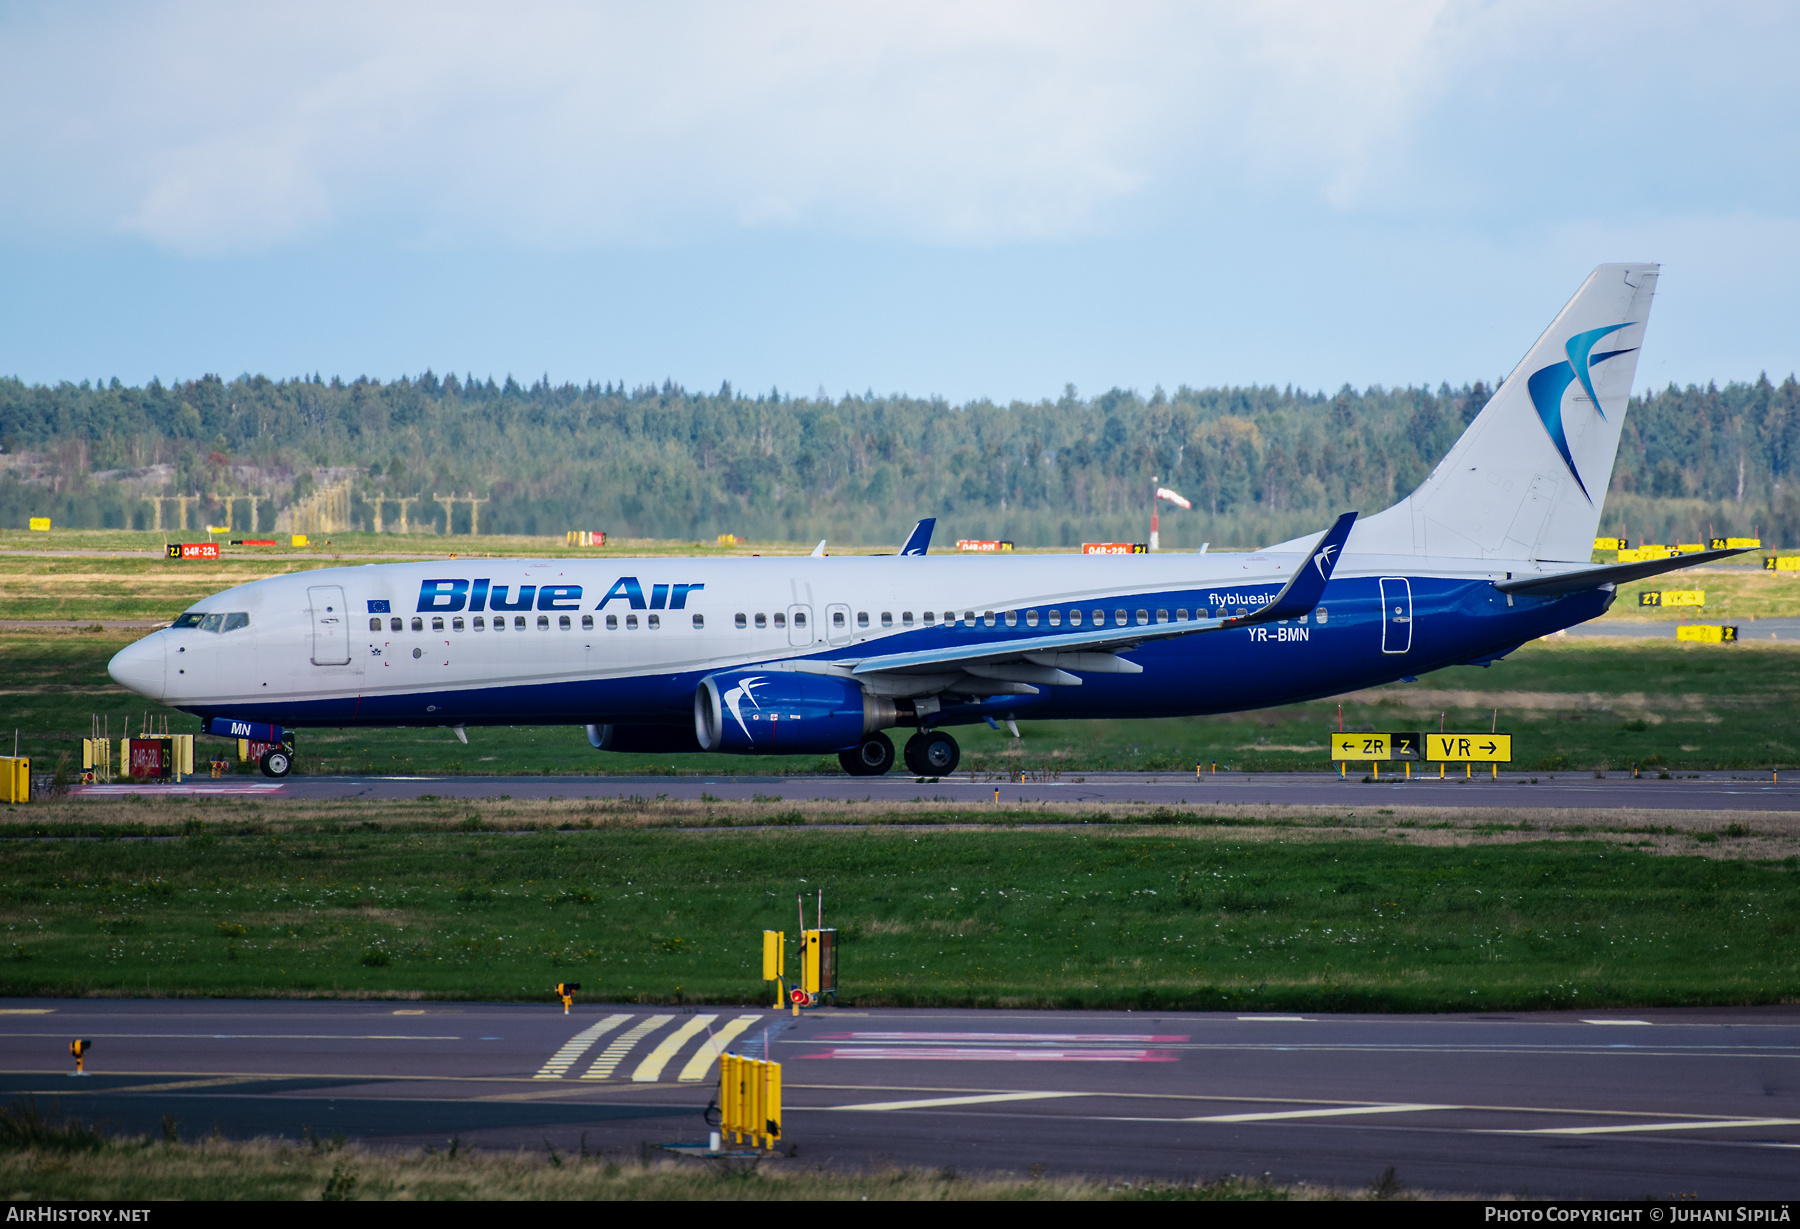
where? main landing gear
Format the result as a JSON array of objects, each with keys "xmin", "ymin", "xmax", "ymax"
[
  {"xmin": 259, "ymin": 746, "xmax": 293, "ymax": 778},
  {"xmin": 903, "ymin": 730, "xmax": 960, "ymax": 777},
  {"xmin": 838, "ymin": 729, "xmax": 963, "ymax": 776},
  {"xmin": 838, "ymin": 731, "xmax": 895, "ymax": 776}
]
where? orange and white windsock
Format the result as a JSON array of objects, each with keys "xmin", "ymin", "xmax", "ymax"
[{"xmin": 1155, "ymin": 487, "xmax": 1192, "ymax": 509}]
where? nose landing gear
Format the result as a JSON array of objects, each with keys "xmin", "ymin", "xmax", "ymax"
[{"xmin": 902, "ymin": 730, "xmax": 960, "ymax": 777}]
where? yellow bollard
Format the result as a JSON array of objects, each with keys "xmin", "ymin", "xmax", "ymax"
[
  {"xmin": 1492, "ymin": 763, "xmax": 1498, "ymax": 780},
  {"xmin": 69, "ymin": 1039, "xmax": 91, "ymax": 1076},
  {"xmin": 1466, "ymin": 763, "xmax": 1471, "ymax": 780},
  {"xmin": 1339, "ymin": 761, "xmax": 1345, "ymax": 779},
  {"xmin": 1438, "ymin": 763, "xmax": 1445, "ymax": 780},
  {"xmin": 1405, "ymin": 761, "xmax": 1411, "ymax": 780},
  {"xmin": 1372, "ymin": 762, "xmax": 1378, "ymax": 780}
]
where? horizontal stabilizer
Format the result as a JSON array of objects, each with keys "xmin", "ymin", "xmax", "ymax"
[{"xmin": 1495, "ymin": 548, "xmax": 1752, "ymax": 596}]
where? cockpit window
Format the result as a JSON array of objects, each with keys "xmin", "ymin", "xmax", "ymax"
[
  {"xmin": 171, "ymin": 612, "xmax": 204, "ymax": 629},
  {"xmin": 223, "ymin": 612, "xmax": 250, "ymax": 632},
  {"xmin": 199, "ymin": 613, "xmax": 225, "ymax": 633}
]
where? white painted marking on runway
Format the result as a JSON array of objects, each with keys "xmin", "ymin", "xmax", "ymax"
[
  {"xmin": 1581, "ymin": 1019, "xmax": 1653, "ymax": 1026},
  {"xmin": 801, "ymin": 1047, "xmax": 1178, "ymax": 1062},
  {"xmin": 833, "ymin": 1091, "xmax": 1087, "ymax": 1111},
  {"xmin": 1237, "ymin": 1016, "xmax": 1307, "ymax": 1022},
  {"xmin": 1519, "ymin": 1118, "xmax": 1800, "ymax": 1136},
  {"xmin": 677, "ymin": 1015, "xmax": 764, "ymax": 1082},
  {"xmin": 533, "ymin": 1014, "xmax": 629, "ymax": 1079},
  {"xmin": 631, "ymin": 1015, "xmax": 716, "ymax": 1082},
  {"xmin": 1190, "ymin": 1103, "xmax": 1453, "ymax": 1123},
  {"xmin": 816, "ymin": 1031, "xmax": 1189, "ymax": 1043},
  {"xmin": 582, "ymin": 1015, "xmax": 673, "ymax": 1080}
]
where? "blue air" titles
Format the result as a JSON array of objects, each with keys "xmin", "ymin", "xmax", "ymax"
[{"xmin": 415, "ymin": 577, "xmax": 703, "ymax": 613}]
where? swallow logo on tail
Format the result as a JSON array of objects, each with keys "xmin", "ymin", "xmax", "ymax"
[{"xmin": 1527, "ymin": 322, "xmax": 1637, "ymax": 503}]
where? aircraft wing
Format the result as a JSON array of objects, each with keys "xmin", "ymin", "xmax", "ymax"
[
  {"xmin": 833, "ymin": 512, "xmax": 1357, "ymax": 691},
  {"xmin": 1494, "ymin": 546, "xmax": 1753, "ymax": 596}
]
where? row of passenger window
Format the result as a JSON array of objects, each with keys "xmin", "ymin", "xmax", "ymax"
[
  {"xmin": 728, "ymin": 606, "xmax": 1328, "ymax": 630},
  {"xmin": 367, "ymin": 604, "xmax": 1331, "ymax": 637},
  {"xmin": 371, "ymin": 613, "xmax": 704, "ymax": 633}
]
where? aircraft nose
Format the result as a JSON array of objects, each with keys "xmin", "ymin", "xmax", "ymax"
[{"xmin": 107, "ymin": 635, "xmax": 166, "ymax": 701}]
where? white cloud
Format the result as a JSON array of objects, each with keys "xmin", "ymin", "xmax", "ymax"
[{"xmin": 0, "ymin": 1, "xmax": 1794, "ymax": 259}]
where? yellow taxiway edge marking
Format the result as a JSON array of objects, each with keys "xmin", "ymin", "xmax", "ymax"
[
  {"xmin": 582, "ymin": 1015, "xmax": 674, "ymax": 1080},
  {"xmin": 832, "ymin": 1091, "xmax": 1088, "ymax": 1112},
  {"xmin": 676, "ymin": 1015, "xmax": 765, "ymax": 1082},
  {"xmin": 631, "ymin": 1015, "xmax": 716, "ymax": 1083},
  {"xmin": 533, "ymin": 1014, "xmax": 630, "ymax": 1080},
  {"xmin": 1191, "ymin": 1103, "xmax": 1454, "ymax": 1123},
  {"xmin": 1517, "ymin": 1117, "xmax": 1800, "ymax": 1136},
  {"xmin": 0, "ymin": 1009, "xmax": 54, "ymax": 1015},
  {"xmin": 104, "ymin": 1076, "xmax": 269, "ymax": 1094}
]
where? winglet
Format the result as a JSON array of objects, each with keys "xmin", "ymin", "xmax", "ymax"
[
  {"xmin": 810, "ymin": 540, "xmax": 827, "ymax": 558},
  {"xmin": 899, "ymin": 518, "xmax": 936, "ymax": 556},
  {"xmin": 1231, "ymin": 511, "xmax": 1357, "ymax": 625}
]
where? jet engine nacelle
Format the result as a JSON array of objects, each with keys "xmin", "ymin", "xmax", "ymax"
[{"xmin": 695, "ymin": 671, "xmax": 896, "ymax": 754}]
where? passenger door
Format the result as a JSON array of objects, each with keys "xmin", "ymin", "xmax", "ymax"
[
  {"xmin": 308, "ymin": 585, "xmax": 352, "ymax": 665},
  {"xmin": 1379, "ymin": 577, "xmax": 1413, "ymax": 654}
]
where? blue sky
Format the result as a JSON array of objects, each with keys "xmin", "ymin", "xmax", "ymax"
[{"xmin": 1, "ymin": 1, "xmax": 1795, "ymax": 401}]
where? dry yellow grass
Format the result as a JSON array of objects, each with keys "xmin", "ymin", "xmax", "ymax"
[{"xmin": 0, "ymin": 1136, "xmax": 1441, "ymax": 1201}]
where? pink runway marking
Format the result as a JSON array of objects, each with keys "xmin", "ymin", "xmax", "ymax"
[
  {"xmin": 72, "ymin": 783, "xmax": 287, "ymax": 796},
  {"xmin": 816, "ymin": 1031, "xmax": 1190, "ymax": 1043},
  {"xmin": 799, "ymin": 1047, "xmax": 1179, "ymax": 1062}
]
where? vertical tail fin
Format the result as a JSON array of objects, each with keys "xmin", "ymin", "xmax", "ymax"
[{"xmin": 1349, "ymin": 263, "xmax": 1658, "ymax": 563}]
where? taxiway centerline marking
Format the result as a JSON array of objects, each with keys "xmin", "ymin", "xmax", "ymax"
[
  {"xmin": 677, "ymin": 1015, "xmax": 764, "ymax": 1082},
  {"xmin": 582, "ymin": 1015, "xmax": 674, "ymax": 1080},
  {"xmin": 632, "ymin": 1015, "xmax": 717, "ymax": 1083},
  {"xmin": 533, "ymin": 1014, "xmax": 630, "ymax": 1079}
]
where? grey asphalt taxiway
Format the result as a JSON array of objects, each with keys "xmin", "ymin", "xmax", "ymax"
[
  {"xmin": 71, "ymin": 769, "xmax": 1800, "ymax": 813},
  {"xmin": 4, "ymin": 1000, "xmax": 1797, "ymax": 1198}
]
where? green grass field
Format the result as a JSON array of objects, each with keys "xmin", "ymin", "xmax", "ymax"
[
  {"xmin": 1, "ymin": 816, "xmax": 1793, "ymax": 1011},
  {"xmin": 8, "ymin": 624, "xmax": 1800, "ymax": 774}
]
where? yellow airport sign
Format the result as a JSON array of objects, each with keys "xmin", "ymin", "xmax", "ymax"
[
  {"xmin": 1329, "ymin": 732, "xmax": 1420, "ymax": 761},
  {"xmin": 1766, "ymin": 556, "xmax": 1800, "ymax": 572},
  {"xmin": 1617, "ymin": 547, "xmax": 1676, "ymax": 563},
  {"xmin": 1426, "ymin": 733, "xmax": 1512, "ymax": 763},
  {"xmin": 1639, "ymin": 589, "xmax": 1705, "ymax": 607},
  {"xmin": 1713, "ymin": 537, "xmax": 1761, "ymax": 549},
  {"xmin": 27, "ymin": 518, "xmax": 49, "ymax": 532},
  {"xmin": 1676, "ymin": 624, "xmax": 1737, "ymax": 644},
  {"xmin": 1593, "ymin": 537, "xmax": 1627, "ymax": 551}
]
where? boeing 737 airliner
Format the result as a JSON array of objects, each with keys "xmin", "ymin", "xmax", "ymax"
[{"xmin": 108, "ymin": 263, "xmax": 1741, "ymax": 778}]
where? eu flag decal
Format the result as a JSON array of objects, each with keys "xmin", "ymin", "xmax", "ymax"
[{"xmin": 367, "ymin": 599, "xmax": 391, "ymax": 613}]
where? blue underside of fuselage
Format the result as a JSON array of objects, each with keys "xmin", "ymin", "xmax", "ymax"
[{"xmin": 179, "ymin": 576, "xmax": 1609, "ymax": 743}]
